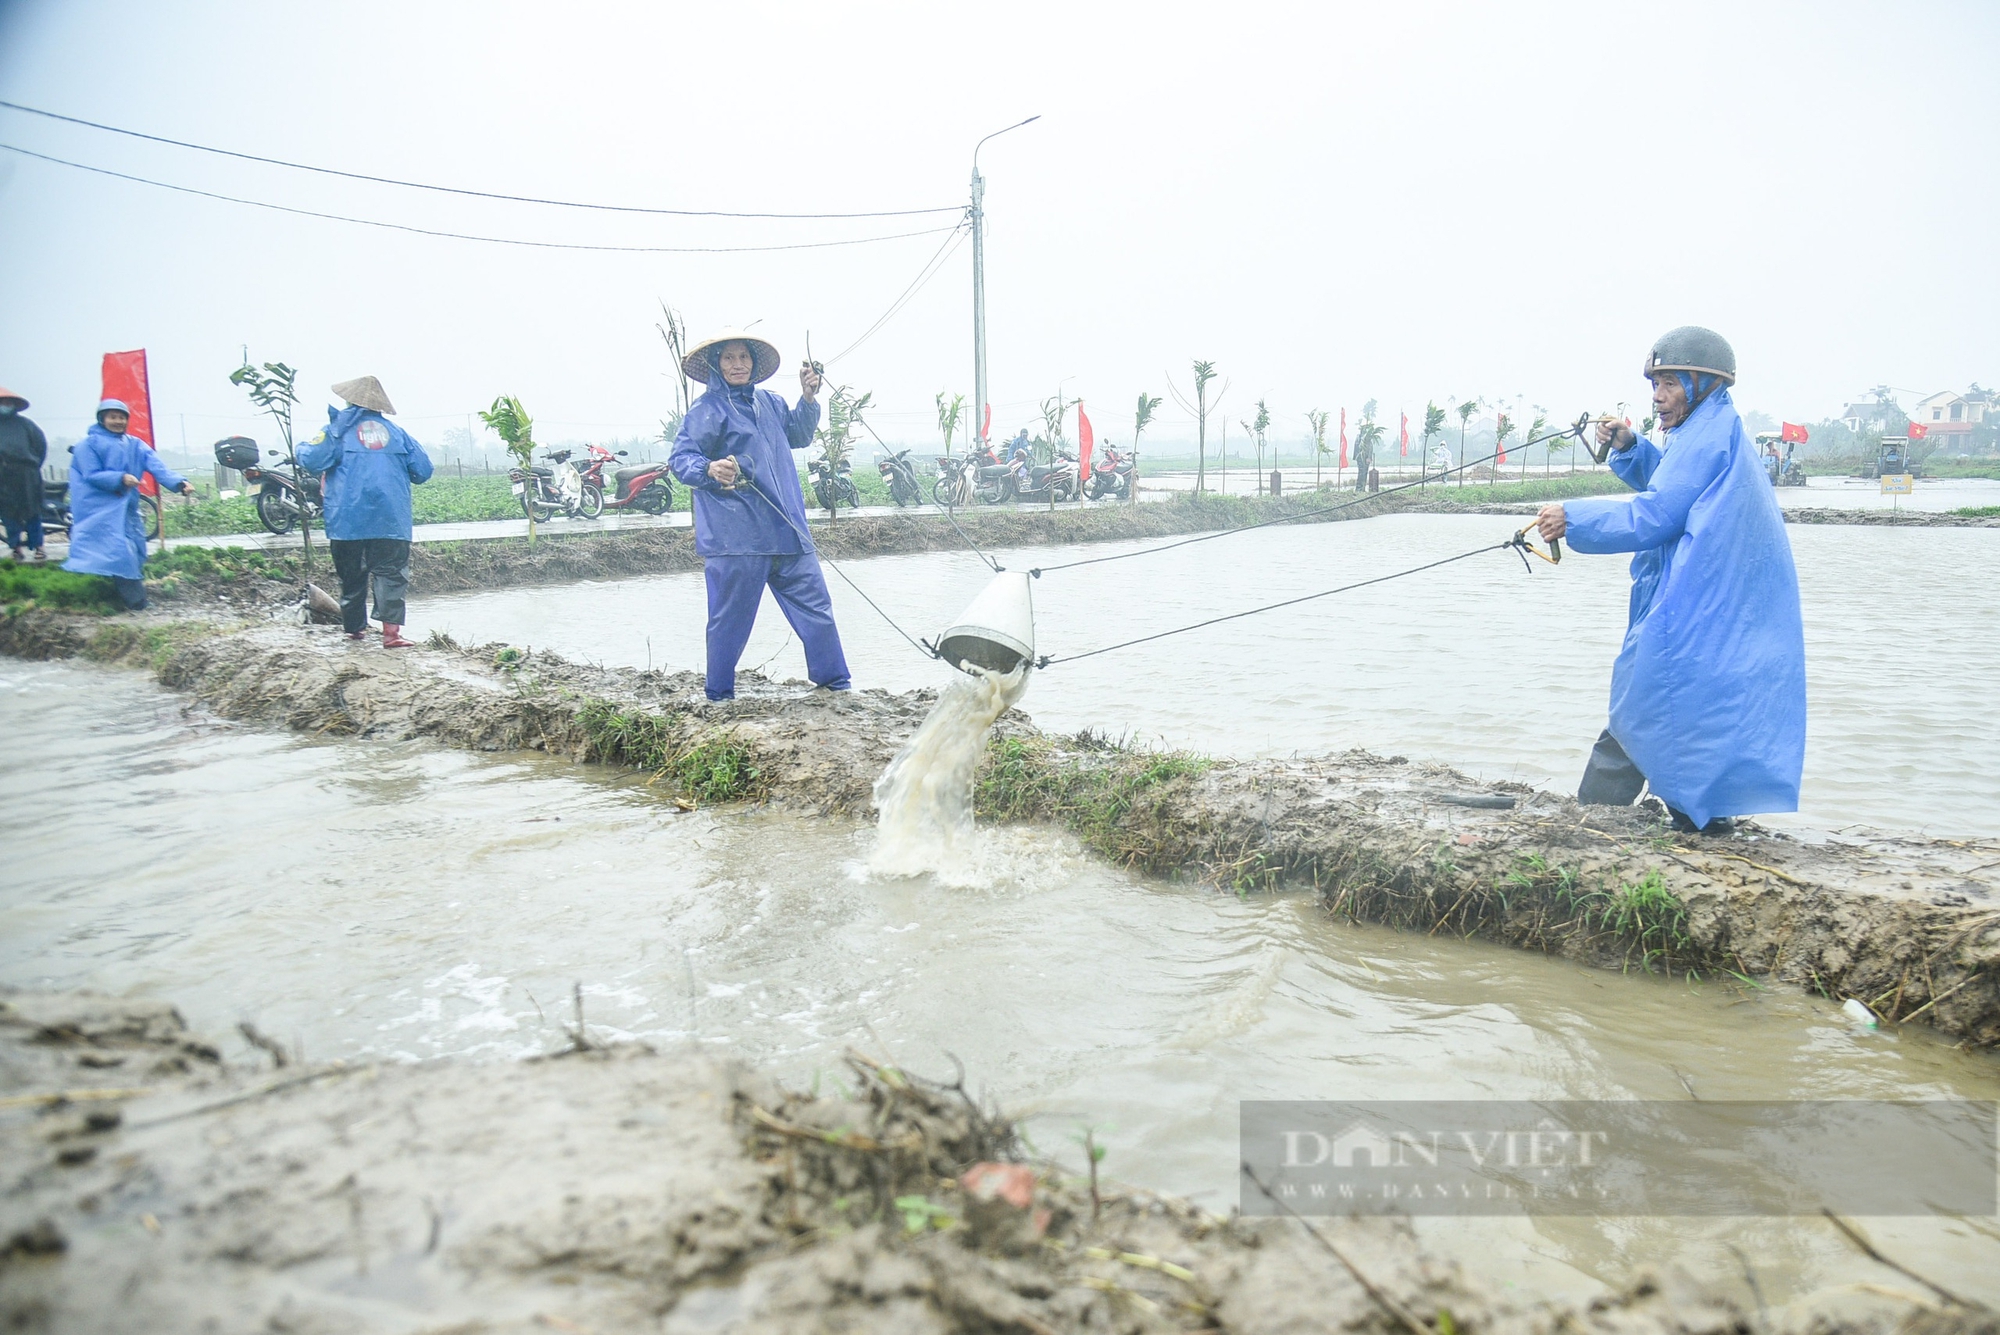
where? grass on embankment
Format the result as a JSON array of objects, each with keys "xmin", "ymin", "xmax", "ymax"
[
  {"xmin": 1, "ymin": 546, "xmax": 299, "ymax": 615},
  {"xmin": 1954, "ymin": 505, "xmax": 2000, "ymax": 518}
]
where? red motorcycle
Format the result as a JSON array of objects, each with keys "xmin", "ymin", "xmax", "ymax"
[
  {"xmin": 1085, "ymin": 445, "xmax": 1135, "ymax": 500},
  {"xmin": 575, "ymin": 443, "xmax": 676, "ymax": 515}
]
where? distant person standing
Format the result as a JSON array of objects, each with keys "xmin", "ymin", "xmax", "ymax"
[
  {"xmin": 1534, "ymin": 326, "xmax": 1805, "ymax": 833},
  {"xmin": 0, "ymin": 387, "xmax": 48, "ymax": 561},
  {"xmin": 298, "ymin": 377, "xmax": 433, "ymax": 648},
  {"xmin": 669, "ymin": 328, "xmax": 850, "ymax": 701},
  {"xmin": 63, "ymin": 398, "xmax": 191, "ymax": 609}
]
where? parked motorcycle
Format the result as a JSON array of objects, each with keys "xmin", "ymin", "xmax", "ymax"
[
  {"xmin": 876, "ymin": 448, "xmax": 922, "ymax": 508},
  {"xmin": 219, "ymin": 435, "xmax": 324, "ymax": 536},
  {"xmin": 575, "ymin": 442, "xmax": 675, "ymax": 515},
  {"xmin": 808, "ymin": 456, "xmax": 861, "ymax": 513},
  {"xmin": 932, "ymin": 454, "xmax": 975, "ymax": 508},
  {"xmin": 1085, "ymin": 445, "xmax": 1134, "ymax": 501},
  {"xmin": 968, "ymin": 447, "xmax": 1019, "ymax": 505},
  {"xmin": 1012, "ymin": 449, "xmax": 1080, "ymax": 503},
  {"xmin": 511, "ymin": 448, "xmax": 603, "ymax": 521}
]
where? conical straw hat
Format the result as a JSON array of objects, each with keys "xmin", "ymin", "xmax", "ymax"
[
  {"xmin": 0, "ymin": 387, "xmax": 27, "ymax": 409},
  {"xmin": 682, "ymin": 328, "xmax": 780, "ymax": 385},
  {"xmin": 332, "ymin": 376, "xmax": 396, "ymax": 414}
]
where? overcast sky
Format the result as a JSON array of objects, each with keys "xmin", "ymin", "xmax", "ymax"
[{"xmin": 2, "ymin": 0, "xmax": 1995, "ymax": 454}]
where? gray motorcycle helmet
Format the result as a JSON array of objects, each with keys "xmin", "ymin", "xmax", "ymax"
[{"xmin": 1642, "ymin": 326, "xmax": 1736, "ymax": 385}]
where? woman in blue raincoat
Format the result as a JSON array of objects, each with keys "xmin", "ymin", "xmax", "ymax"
[
  {"xmin": 63, "ymin": 399, "xmax": 191, "ymax": 609},
  {"xmin": 297, "ymin": 376, "xmax": 433, "ymax": 647},
  {"xmin": 1535, "ymin": 326, "xmax": 1805, "ymax": 833},
  {"xmin": 669, "ymin": 329, "xmax": 850, "ymax": 701}
]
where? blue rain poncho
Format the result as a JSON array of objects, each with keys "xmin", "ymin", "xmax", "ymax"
[
  {"xmin": 296, "ymin": 405, "xmax": 434, "ymax": 541},
  {"xmin": 62, "ymin": 424, "xmax": 186, "ymax": 579},
  {"xmin": 1563, "ymin": 387, "xmax": 1806, "ymax": 826},
  {"xmin": 669, "ymin": 370, "xmax": 821, "ymax": 556}
]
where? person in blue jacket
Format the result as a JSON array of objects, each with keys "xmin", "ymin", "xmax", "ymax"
[
  {"xmin": 63, "ymin": 398, "xmax": 192, "ymax": 609},
  {"xmin": 1535, "ymin": 326, "xmax": 1805, "ymax": 833},
  {"xmin": 297, "ymin": 376, "xmax": 433, "ymax": 648},
  {"xmin": 669, "ymin": 328, "xmax": 850, "ymax": 701}
]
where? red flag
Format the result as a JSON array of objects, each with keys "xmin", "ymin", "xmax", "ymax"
[
  {"xmin": 980, "ymin": 402, "xmax": 991, "ymax": 443},
  {"xmin": 1779, "ymin": 421, "xmax": 1809, "ymax": 444},
  {"xmin": 1495, "ymin": 414, "xmax": 1509, "ymax": 465},
  {"xmin": 1399, "ymin": 410, "xmax": 1409, "ymax": 457},
  {"xmin": 1907, "ymin": 422, "xmax": 1928, "ymax": 440},
  {"xmin": 100, "ymin": 349, "xmax": 155, "ymax": 445},
  {"xmin": 1338, "ymin": 408, "xmax": 1348, "ymax": 469},
  {"xmin": 1076, "ymin": 402, "xmax": 1094, "ymax": 476}
]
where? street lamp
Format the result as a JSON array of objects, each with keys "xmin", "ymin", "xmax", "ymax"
[{"xmin": 970, "ymin": 115, "xmax": 1040, "ymax": 450}]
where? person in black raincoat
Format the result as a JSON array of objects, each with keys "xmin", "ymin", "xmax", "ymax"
[{"xmin": 0, "ymin": 387, "xmax": 48, "ymax": 561}]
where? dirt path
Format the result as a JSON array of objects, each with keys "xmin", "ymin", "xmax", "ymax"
[
  {"xmin": 5, "ymin": 609, "xmax": 1997, "ymax": 1052},
  {"xmin": 3, "ymin": 987, "xmax": 1963, "ymax": 1335}
]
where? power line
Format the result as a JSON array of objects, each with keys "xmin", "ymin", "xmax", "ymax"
[
  {"xmin": 827, "ymin": 222, "xmax": 971, "ymax": 364},
  {"xmin": 0, "ymin": 98, "xmax": 961, "ymax": 220},
  {"xmin": 0, "ymin": 143, "xmax": 961, "ymax": 254}
]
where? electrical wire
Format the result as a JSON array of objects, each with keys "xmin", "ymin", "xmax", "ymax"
[
  {"xmin": 0, "ymin": 98, "xmax": 960, "ymax": 220},
  {"xmin": 0, "ymin": 144, "xmax": 962, "ymax": 254},
  {"xmin": 826, "ymin": 222, "xmax": 971, "ymax": 364}
]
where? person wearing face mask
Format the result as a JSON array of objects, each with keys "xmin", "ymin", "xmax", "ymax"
[
  {"xmin": 1533, "ymin": 326, "xmax": 1805, "ymax": 834},
  {"xmin": 63, "ymin": 398, "xmax": 192, "ymax": 609},
  {"xmin": 668, "ymin": 328, "xmax": 850, "ymax": 702},
  {"xmin": 0, "ymin": 388, "xmax": 48, "ymax": 561}
]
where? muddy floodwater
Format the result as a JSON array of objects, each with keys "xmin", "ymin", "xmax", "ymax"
[
  {"xmin": 4, "ymin": 657, "xmax": 2000, "ymax": 1314},
  {"xmin": 428, "ymin": 512, "xmax": 2000, "ymax": 838}
]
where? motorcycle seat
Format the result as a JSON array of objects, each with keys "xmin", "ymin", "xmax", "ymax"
[
  {"xmin": 529, "ymin": 466, "xmax": 554, "ymax": 477},
  {"xmin": 613, "ymin": 465, "xmax": 651, "ymax": 485}
]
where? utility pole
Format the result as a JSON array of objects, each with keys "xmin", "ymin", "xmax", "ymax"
[{"xmin": 970, "ymin": 116, "xmax": 1039, "ymax": 453}]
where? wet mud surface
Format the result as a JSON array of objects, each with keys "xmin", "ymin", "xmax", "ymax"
[
  {"xmin": 4, "ymin": 608, "xmax": 1997, "ymax": 1054},
  {"xmin": 3, "ymin": 988, "xmax": 1975, "ymax": 1335}
]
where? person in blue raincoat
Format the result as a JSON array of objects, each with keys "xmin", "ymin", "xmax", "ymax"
[
  {"xmin": 669, "ymin": 328, "xmax": 850, "ymax": 701},
  {"xmin": 1535, "ymin": 326, "xmax": 1805, "ymax": 833},
  {"xmin": 63, "ymin": 399, "xmax": 191, "ymax": 609},
  {"xmin": 297, "ymin": 376, "xmax": 433, "ymax": 648}
]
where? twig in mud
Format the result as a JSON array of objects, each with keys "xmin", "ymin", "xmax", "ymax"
[
  {"xmin": 748, "ymin": 1103, "xmax": 913, "ymax": 1153},
  {"xmin": 565, "ymin": 981, "xmax": 595, "ymax": 1052},
  {"xmin": 0, "ymin": 1086, "xmax": 153, "ymax": 1110},
  {"xmin": 1821, "ymin": 1208, "xmax": 1982, "ymax": 1311},
  {"xmin": 1240, "ymin": 1162, "xmax": 1432, "ymax": 1335},
  {"xmin": 1702, "ymin": 851, "xmax": 1811, "ymax": 886},
  {"xmin": 1085, "ymin": 1127, "xmax": 1102, "ymax": 1221},
  {"xmin": 1726, "ymin": 1243, "xmax": 1769, "ymax": 1333},
  {"xmin": 1895, "ymin": 971, "xmax": 1984, "ymax": 1025},
  {"xmin": 238, "ymin": 1021, "xmax": 290, "ymax": 1068},
  {"xmin": 127, "ymin": 1066, "xmax": 356, "ymax": 1128}
]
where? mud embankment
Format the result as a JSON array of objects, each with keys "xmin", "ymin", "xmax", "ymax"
[
  {"xmin": 0, "ymin": 988, "xmax": 1968, "ymax": 1334},
  {"xmin": 6, "ymin": 609, "xmax": 1998, "ymax": 1053}
]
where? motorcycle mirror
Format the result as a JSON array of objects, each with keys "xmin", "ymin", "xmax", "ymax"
[
  {"xmin": 617, "ymin": 450, "xmax": 629, "ymax": 457},
  {"xmin": 267, "ymin": 450, "xmax": 279, "ymax": 457}
]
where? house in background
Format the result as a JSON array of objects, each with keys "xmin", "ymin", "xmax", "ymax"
[
  {"xmin": 1839, "ymin": 397, "xmax": 1905, "ymax": 433},
  {"xmin": 1912, "ymin": 385, "xmax": 1995, "ymax": 445}
]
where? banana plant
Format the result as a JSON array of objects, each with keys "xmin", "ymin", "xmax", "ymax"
[
  {"xmin": 1131, "ymin": 392, "xmax": 1161, "ymax": 504},
  {"xmin": 1306, "ymin": 409, "xmax": 1330, "ymax": 489},
  {"xmin": 480, "ymin": 395, "xmax": 539, "ymax": 541},
  {"xmin": 936, "ymin": 391, "xmax": 965, "ymax": 455}
]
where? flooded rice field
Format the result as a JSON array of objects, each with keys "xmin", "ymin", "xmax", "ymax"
[
  {"xmin": 427, "ymin": 512, "xmax": 2000, "ymax": 839},
  {"xmin": 5, "ymin": 656, "xmax": 2000, "ymax": 1311}
]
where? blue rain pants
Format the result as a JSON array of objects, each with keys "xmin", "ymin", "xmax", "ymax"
[{"xmin": 704, "ymin": 552, "xmax": 851, "ymax": 701}]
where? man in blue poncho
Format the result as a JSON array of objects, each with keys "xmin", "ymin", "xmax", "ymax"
[
  {"xmin": 669, "ymin": 329, "xmax": 850, "ymax": 701},
  {"xmin": 1535, "ymin": 327, "xmax": 1805, "ymax": 833},
  {"xmin": 298, "ymin": 376, "xmax": 434, "ymax": 648},
  {"xmin": 63, "ymin": 398, "xmax": 192, "ymax": 609}
]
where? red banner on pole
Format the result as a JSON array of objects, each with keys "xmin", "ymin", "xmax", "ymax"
[
  {"xmin": 1779, "ymin": 421, "xmax": 1809, "ymax": 444},
  {"xmin": 1399, "ymin": 410, "xmax": 1409, "ymax": 457},
  {"xmin": 981, "ymin": 402, "xmax": 991, "ymax": 443},
  {"xmin": 100, "ymin": 349, "xmax": 155, "ymax": 446},
  {"xmin": 1338, "ymin": 408, "xmax": 1348, "ymax": 470},
  {"xmin": 1076, "ymin": 402, "xmax": 1094, "ymax": 476}
]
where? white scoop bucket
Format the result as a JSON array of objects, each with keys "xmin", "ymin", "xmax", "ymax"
[{"xmin": 936, "ymin": 571, "xmax": 1036, "ymax": 675}]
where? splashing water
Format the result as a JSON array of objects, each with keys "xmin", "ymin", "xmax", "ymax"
[{"xmin": 870, "ymin": 664, "xmax": 1031, "ymax": 884}]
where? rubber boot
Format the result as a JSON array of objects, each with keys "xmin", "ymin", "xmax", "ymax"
[
  {"xmin": 344, "ymin": 629, "xmax": 367, "ymax": 642},
  {"xmin": 382, "ymin": 623, "xmax": 415, "ymax": 649}
]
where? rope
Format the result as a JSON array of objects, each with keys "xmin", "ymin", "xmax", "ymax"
[
  {"xmin": 1027, "ymin": 420, "xmax": 1589, "ymax": 577},
  {"xmin": 1037, "ymin": 539, "xmax": 1521, "ymax": 667},
  {"xmin": 735, "ymin": 476, "xmax": 938, "ymax": 660}
]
